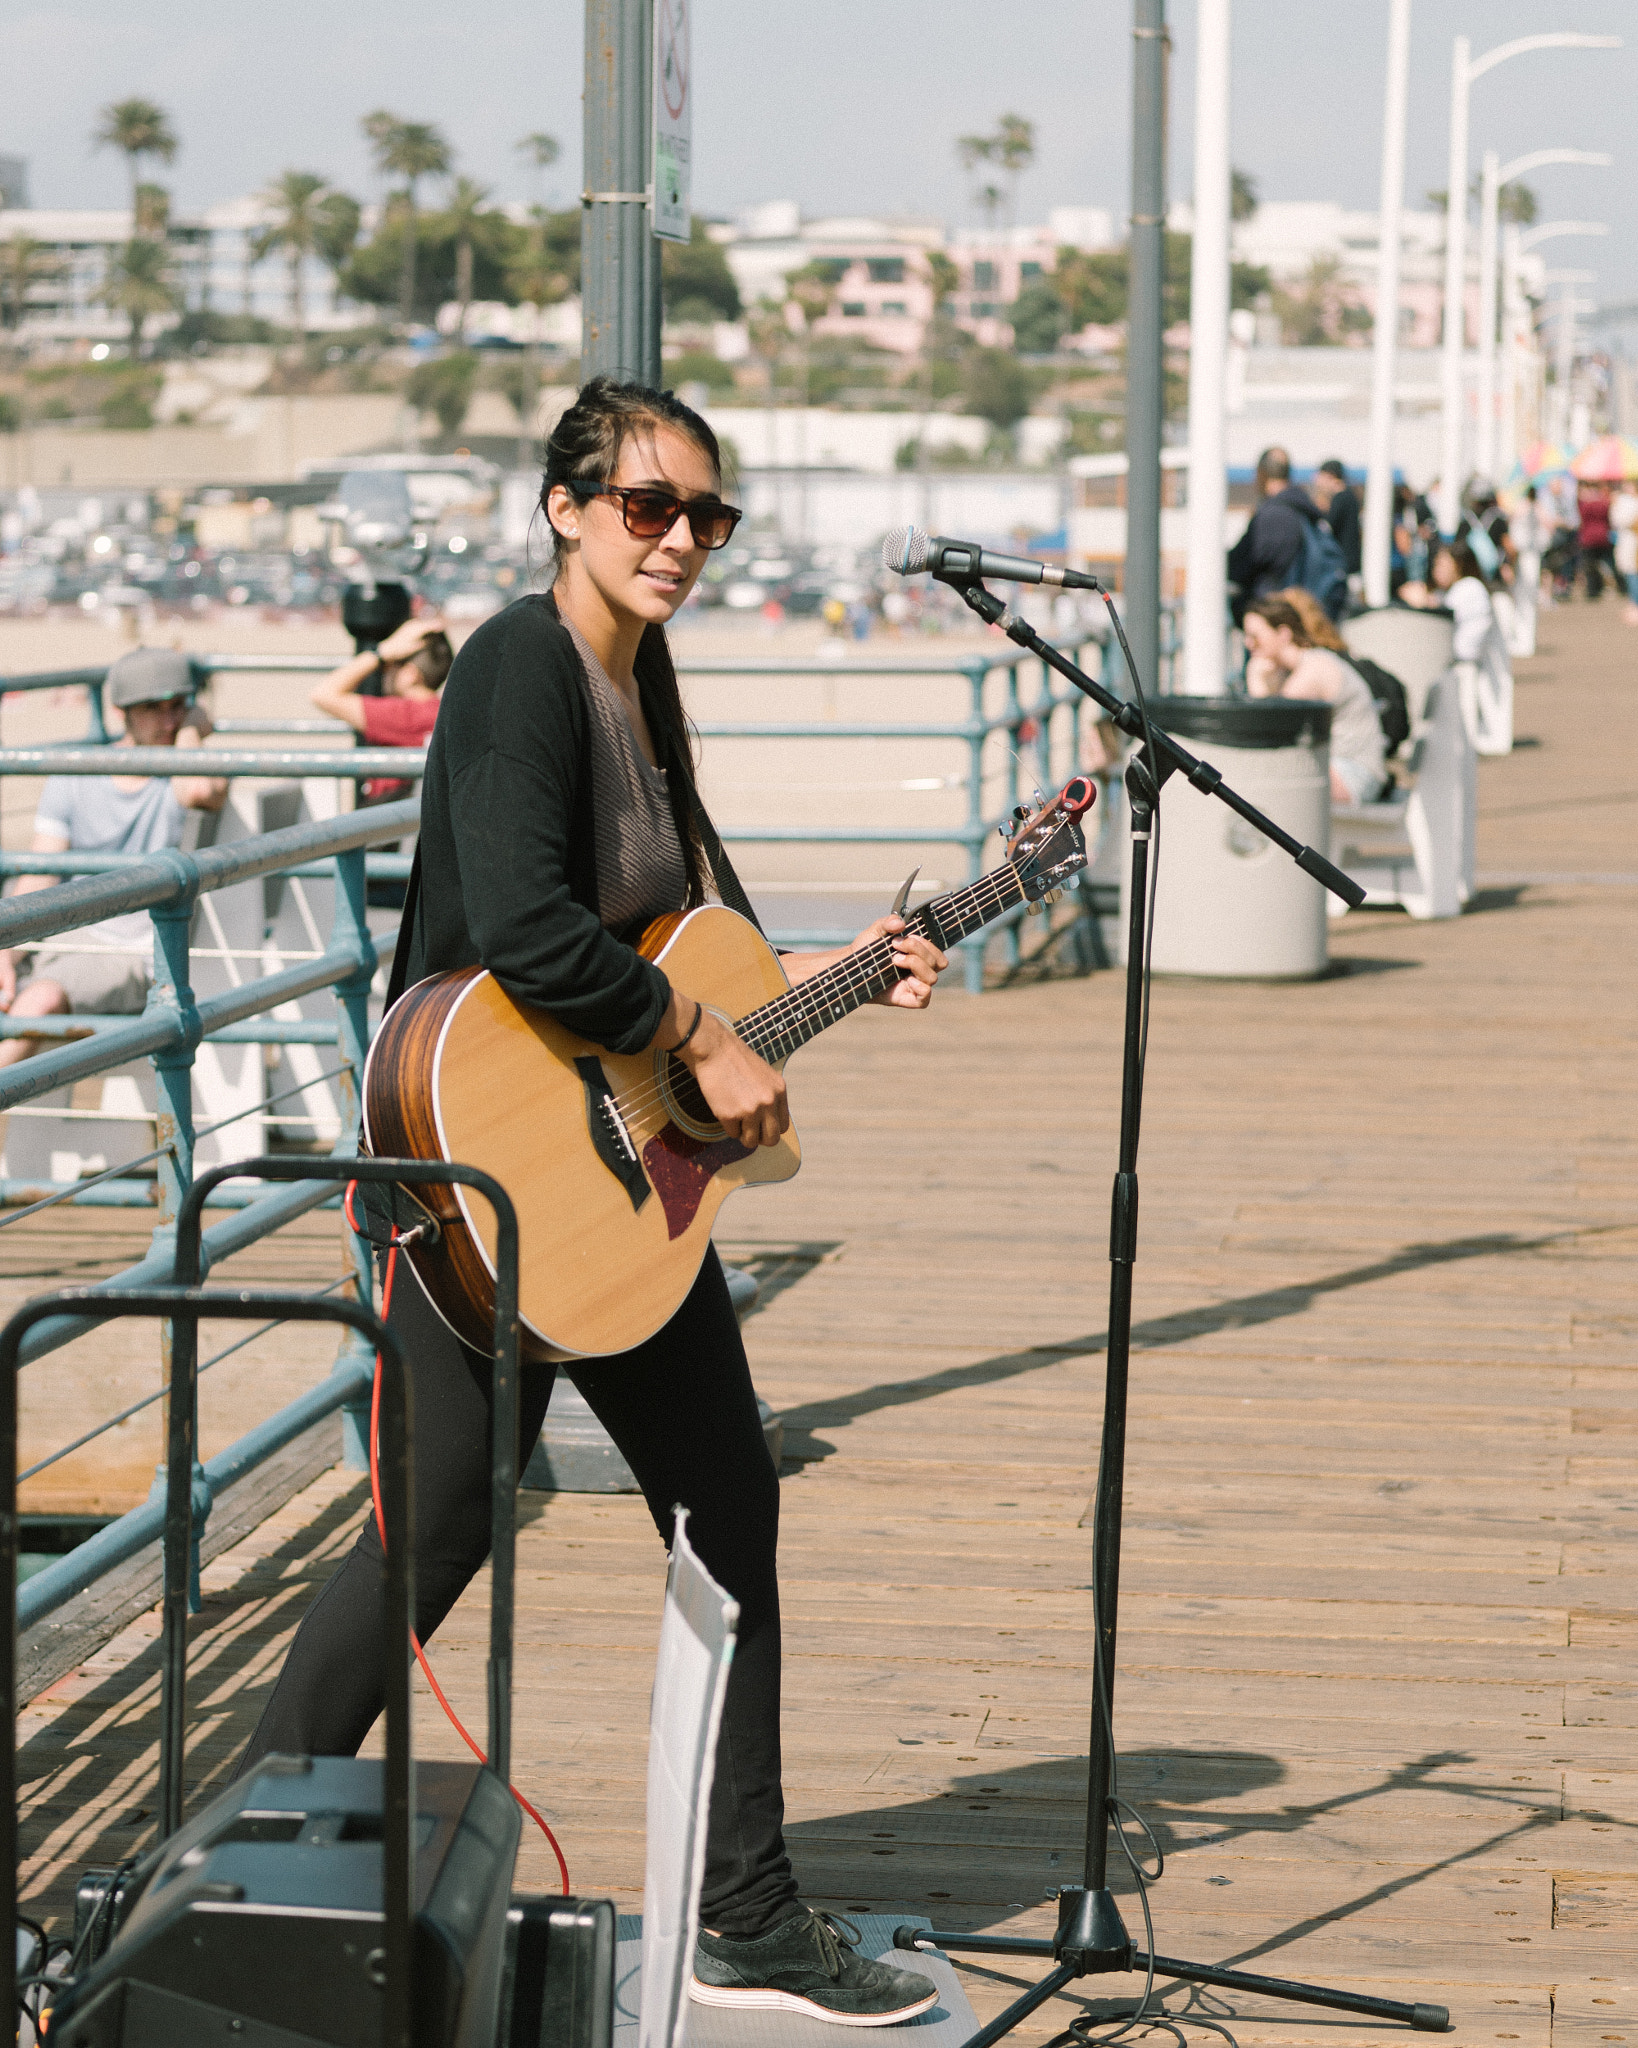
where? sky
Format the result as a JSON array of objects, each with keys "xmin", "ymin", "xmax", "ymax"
[{"xmin": 9, "ymin": 1, "xmax": 1634, "ymax": 325}]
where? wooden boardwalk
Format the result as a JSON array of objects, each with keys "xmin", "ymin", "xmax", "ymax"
[{"xmin": 13, "ymin": 603, "xmax": 1638, "ymax": 2044}]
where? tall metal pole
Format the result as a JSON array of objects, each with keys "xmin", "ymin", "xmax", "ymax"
[
  {"xmin": 1500, "ymin": 222, "xmax": 1522, "ymax": 476},
  {"xmin": 1475, "ymin": 150, "xmax": 1501, "ymax": 483},
  {"xmin": 1125, "ymin": 0, "xmax": 1168, "ymax": 696},
  {"xmin": 1435, "ymin": 36, "xmax": 1470, "ymax": 537},
  {"xmin": 583, "ymin": 0, "xmax": 662, "ymax": 384},
  {"xmin": 1182, "ymin": 0, "xmax": 1230, "ymax": 696},
  {"xmin": 1364, "ymin": 0, "xmax": 1411, "ymax": 609}
]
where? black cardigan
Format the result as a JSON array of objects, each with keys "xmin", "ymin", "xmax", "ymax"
[{"xmin": 398, "ymin": 591, "xmax": 760, "ymax": 1056}]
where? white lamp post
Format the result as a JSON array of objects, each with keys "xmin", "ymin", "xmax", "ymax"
[
  {"xmin": 1435, "ymin": 31, "xmax": 1621, "ymax": 535},
  {"xmin": 1517, "ymin": 224, "xmax": 1609, "ymax": 448},
  {"xmin": 1183, "ymin": 0, "xmax": 1232, "ymax": 695},
  {"xmin": 1364, "ymin": 0, "xmax": 1412, "ymax": 610},
  {"xmin": 1477, "ymin": 149, "xmax": 1611, "ymax": 481}
]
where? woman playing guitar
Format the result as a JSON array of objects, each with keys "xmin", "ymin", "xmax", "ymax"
[{"xmin": 237, "ymin": 378, "xmax": 948, "ymax": 2026}]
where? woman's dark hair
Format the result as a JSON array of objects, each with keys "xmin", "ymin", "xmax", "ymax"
[
  {"xmin": 540, "ymin": 376, "xmax": 724, "ymax": 907},
  {"xmin": 1436, "ymin": 539, "xmax": 1486, "ymax": 585},
  {"xmin": 1243, "ymin": 594, "xmax": 1315, "ymax": 648}
]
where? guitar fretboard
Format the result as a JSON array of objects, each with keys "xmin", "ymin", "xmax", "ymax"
[{"xmin": 734, "ymin": 861, "xmax": 1030, "ymax": 1065}]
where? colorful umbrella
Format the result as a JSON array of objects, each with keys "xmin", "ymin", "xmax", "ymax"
[
  {"xmin": 1517, "ymin": 439, "xmax": 1573, "ymax": 479},
  {"xmin": 1569, "ymin": 434, "xmax": 1638, "ymax": 481}
]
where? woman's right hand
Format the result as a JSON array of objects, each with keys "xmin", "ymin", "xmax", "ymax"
[{"xmin": 678, "ymin": 1009, "xmax": 788, "ymax": 1150}]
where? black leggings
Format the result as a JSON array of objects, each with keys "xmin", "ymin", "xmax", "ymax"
[{"xmin": 236, "ymin": 1246, "xmax": 797, "ymax": 1937}]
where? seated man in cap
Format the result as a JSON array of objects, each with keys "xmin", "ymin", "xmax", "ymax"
[{"xmin": 0, "ymin": 648, "xmax": 229, "ymax": 1066}]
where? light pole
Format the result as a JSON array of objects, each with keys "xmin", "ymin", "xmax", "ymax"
[
  {"xmin": 1182, "ymin": 0, "xmax": 1231, "ymax": 695},
  {"xmin": 1363, "ymin": 0, "xmax": 1412, "ymax": 610},
  {"xmin": 1435, "ymin": 31, "xmax": 1621, "ymax": 535},
  {"xmin": 1541, "ymin": 266, "xmax": 1600, "ymax": 443},
  {"xmin": 1477, "ymin": 149, "xmax": 1611, "ymax": 481},
  {"xmin": 1520, "ymin": 224, "xmax": 1609, "ymax": 444},
  {"xmin": 1125, "ymin": 0, "xmax": 1168, "ymax": 696}
]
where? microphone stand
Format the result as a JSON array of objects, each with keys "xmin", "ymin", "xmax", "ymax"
[{"xmin": 891, "ymin": 574, "xmax": 1448, "ymax": 2041}]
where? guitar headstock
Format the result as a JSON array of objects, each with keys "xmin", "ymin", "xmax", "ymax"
[{"xmin": 1005, "ymin": 776, "xmax": 1097, "ymax": 901}]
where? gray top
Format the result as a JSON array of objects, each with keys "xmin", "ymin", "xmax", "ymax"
[
  {"xmin": 33, "ymin": 771, "xmax": 187, "ymax": 957},
  {"xmin": 563, "ymin": 620, "xmax": 689, "ymax": 935}
]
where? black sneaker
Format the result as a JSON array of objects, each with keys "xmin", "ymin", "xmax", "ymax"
[{"xmin": 692, "ymin": 1908, "xmax": 939, "ymax": 2027}]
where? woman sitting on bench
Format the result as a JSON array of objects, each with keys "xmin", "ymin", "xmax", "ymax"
[{"xmin": 1242, "ymin": 594, "xmax": 1388, "ymax": 806}]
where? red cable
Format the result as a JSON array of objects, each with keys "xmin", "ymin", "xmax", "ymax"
[{"xmin": 350, "ymin": 1183, "xmax": 570, "ymax": 1892}]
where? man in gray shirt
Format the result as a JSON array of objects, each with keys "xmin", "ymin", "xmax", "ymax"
[{"xmin": 0, "ymin": 648, "xmax": 228, "ymax": 1066}]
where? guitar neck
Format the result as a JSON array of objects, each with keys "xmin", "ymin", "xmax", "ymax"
[{"xmin": 734, "ymin": 863, "xmax": 1028, "ymax": 1065}]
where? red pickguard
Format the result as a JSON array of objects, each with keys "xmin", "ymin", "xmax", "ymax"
[{"xmin": 641, "ymin": 1123, "xmax": 751, "ymax": 1240}]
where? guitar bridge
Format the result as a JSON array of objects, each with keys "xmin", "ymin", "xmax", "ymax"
[{"xmin": 574, "ymin": 1057, "xmax": 651, "ymax": 1214}]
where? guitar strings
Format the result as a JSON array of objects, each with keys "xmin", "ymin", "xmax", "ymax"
[
  {"xmin": 602, "ymin": 864, "xmax": 1031, "ymax": 1133},
  {"xmin": 603, "ymin": 863, "xmax": 1029, "ymax": 1128},
  {"xmin": 603, "ymin": 867, "xmax": 1022, "ymax": 1128}
]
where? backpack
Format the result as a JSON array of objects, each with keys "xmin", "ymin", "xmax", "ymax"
[
  {"xmin": 1345, "ymin": 654, "xmax": 1412, "ymax": 757},
  {"xmin": 1296, "ymin": 514, "xmax": 1350, "ymax": 620}
]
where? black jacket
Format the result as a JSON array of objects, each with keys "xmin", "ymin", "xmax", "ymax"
[
  {"xmin": 1324, "ymin": 485, "xmax": 1362, "ymax": 575},
  {"xmin": 1227, "ymin": 484, "xmax": 1322, "ymax": 613},
  {"xmin": 399, "ymin": 590, "xmax": 757, "ymax": 1056}
]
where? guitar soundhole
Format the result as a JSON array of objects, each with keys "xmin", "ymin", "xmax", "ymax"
[{"xmin": 656, "ymin": 1048, "xmax": 722, "ymax": 1141}]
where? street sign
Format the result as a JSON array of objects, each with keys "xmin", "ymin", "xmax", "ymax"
[{"xmin": 652, "ymin": 0, "xmax": 691, "ymax": 244}]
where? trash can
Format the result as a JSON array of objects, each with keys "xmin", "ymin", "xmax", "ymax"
[{"xmin": 1120, "ymin": 697, "xmax": 1332, "ymax": 980}]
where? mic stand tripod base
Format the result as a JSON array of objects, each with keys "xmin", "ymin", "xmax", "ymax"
[{"xmin": 896, "ymin": 1884, "xmax": 1450, "ymax": 2040}]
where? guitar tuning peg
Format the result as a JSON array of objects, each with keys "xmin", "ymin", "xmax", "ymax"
[
  {"xmin": 1044, "ymin": 890, "xmax": 1062, "ymax": 907},
  {"xmin": 1026, "ymin": 899, "xmax": 1045, "ymax": 917}
]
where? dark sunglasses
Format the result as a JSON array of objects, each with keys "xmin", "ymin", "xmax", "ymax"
[{"xmin": 569, "ymin": 481, "xmax": 743, "ymax": 550}]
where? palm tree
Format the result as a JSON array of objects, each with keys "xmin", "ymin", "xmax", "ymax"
[
  {"xmin": 97, "ymin": 237, "xmax": 181, "ymax": 359},
  {"xmin": 132, "ymin": 182, "xmax": 170, "ymax": 237},
  {"xmin": 92, "ymin": 98, "xmax": 179, "ymax": 214},
  {"xmin": 443, "ymin": 176, "xmax": 491, "ymax": 341},
  {"xmin": 313, "ymin": 191, "xmax": 362, "ymax": 314},
  {"xmin": 0, "ymin": 237, "xmax": 62, "ymax": 334},
  {"xmin": 516, "ymin": 131, "xmax": 560, "ymax": 202},
  {"xmin": 254, "ymin": 171, "xmax": 329, "ymax": 349},
  {"xmin": 361, "ymin": 112, "xmax": 453, "ymax": 324}
]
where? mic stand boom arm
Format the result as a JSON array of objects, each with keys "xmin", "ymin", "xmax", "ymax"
[
  {"xmin": 889, "ymin": 574, "xmax": 1446, "ymax": 2045},
  {"xmin": 947, "ymin": 573, "xmax": 1364, "ymax": 912}
]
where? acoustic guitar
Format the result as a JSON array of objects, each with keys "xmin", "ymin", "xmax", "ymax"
[{"xmin": 363, "ymin": 777, "xmax": 1095, "ymax": 1360}]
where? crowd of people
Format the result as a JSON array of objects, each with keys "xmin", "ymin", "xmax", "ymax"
[{"xmin": 1225, "ymin": 443, "xmax": 1530, "ymax": 806}]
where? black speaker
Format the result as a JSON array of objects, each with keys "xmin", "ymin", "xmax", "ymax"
[{"xmin": 47, "ymin": 1756, "xmax": 519, "ymax": 2048}]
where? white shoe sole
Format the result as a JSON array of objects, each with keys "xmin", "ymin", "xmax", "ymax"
[{"xmin": 690, "ymin": 1975, "xmax": 939, "ymax": 2027}]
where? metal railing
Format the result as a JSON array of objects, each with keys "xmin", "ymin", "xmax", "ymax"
[
  {"xmin": 678, "ymin": 638, "xmax": 1112, "ymax": 991},
  {"xmin": 0, "ymin": 699, "xmax": 419, "ymax": 1631}
]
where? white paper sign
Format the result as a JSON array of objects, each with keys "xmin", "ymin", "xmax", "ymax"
[
  {"xmin": 639, "ymin": 1509, "xmax": 738, "ymax": 2048},
  {"xmin": 652, "ymin": 0, "xmax": 692, "ymax": 244}
]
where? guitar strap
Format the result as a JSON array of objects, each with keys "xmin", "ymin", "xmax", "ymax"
[{"xmin": 383, "ymin": 840, "xmax": 423, "ymax": 1012}]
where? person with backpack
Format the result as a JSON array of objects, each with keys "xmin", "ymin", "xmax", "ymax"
[
  {"xmin": 1274, "ymin": 586, "xmax": 1411, "ymax": 764},
  {"xmin": 1227, "ymin": 446, "xmax": 1349, "ymax": 622},
  {"xmin": 1243, "ymin": 594, "xmax": 1388, "ymax": 805}
]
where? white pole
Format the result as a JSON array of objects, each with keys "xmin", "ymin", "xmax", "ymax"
[
  {"xmin": 1500, "ymin": 222, "xmax": 1522, "ymax": 475},
  {"xmin": 1364, "ymin": 0, "xmax": 1411, "ymax": 609},
  {"xmin": 1183, "ymin": 0, "xmax": 1232, "ymax": 695},
  {"xmin": 1436, "ymin": 36, "xmax": 1470, "ymax": 536},
  {"xmin": 1556, "ymin": 291, "xmax": 1576, "ymax": 444},
  {"xmin": 1476, "ymin": 150, "xmax": 1500, "ymax": 484}
]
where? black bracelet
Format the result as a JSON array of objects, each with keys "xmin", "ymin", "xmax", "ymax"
[{"xmin": 671, "ymin": 1000, "xmax": 704, "ymax": 1055}]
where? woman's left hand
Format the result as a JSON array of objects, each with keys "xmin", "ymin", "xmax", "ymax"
[{"xmin": 852, "ymin": 914, "xmax": 948, "ymax": 1009}]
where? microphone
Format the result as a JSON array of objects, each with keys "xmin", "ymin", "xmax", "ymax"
[{"xmin": 883, "ymin": 527, "xmax": 1103, "ymax": 592}]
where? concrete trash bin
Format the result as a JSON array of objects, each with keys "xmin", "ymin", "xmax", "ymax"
[{"xmin": 1122, "ymin": 697, "xmax": 1332, "ymax": 980}]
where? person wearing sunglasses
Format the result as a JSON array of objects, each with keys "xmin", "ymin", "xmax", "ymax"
[{"xmin": 236, "ymin": 377, "xmax": 945, "ymax": 2028}]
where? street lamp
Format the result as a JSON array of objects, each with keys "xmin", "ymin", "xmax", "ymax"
[
  {"xmin": 1539, "ymin": 260, "xmax": 1602, "ymax": 443},
  {"xmin": 1435, "ymin": 31, "xmax": 1621, "ymax": 534},
  {"xmin": 1363, "ymin": 0, "xmax": 1412, "ymax": 611},
  {"xmin": 1182, "ymin": 0, "xmax": 1231, "ymax": 695},
  {"xmin": 1476, "ymin": 150, "xmax": 1611, "ymax": 481}
]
